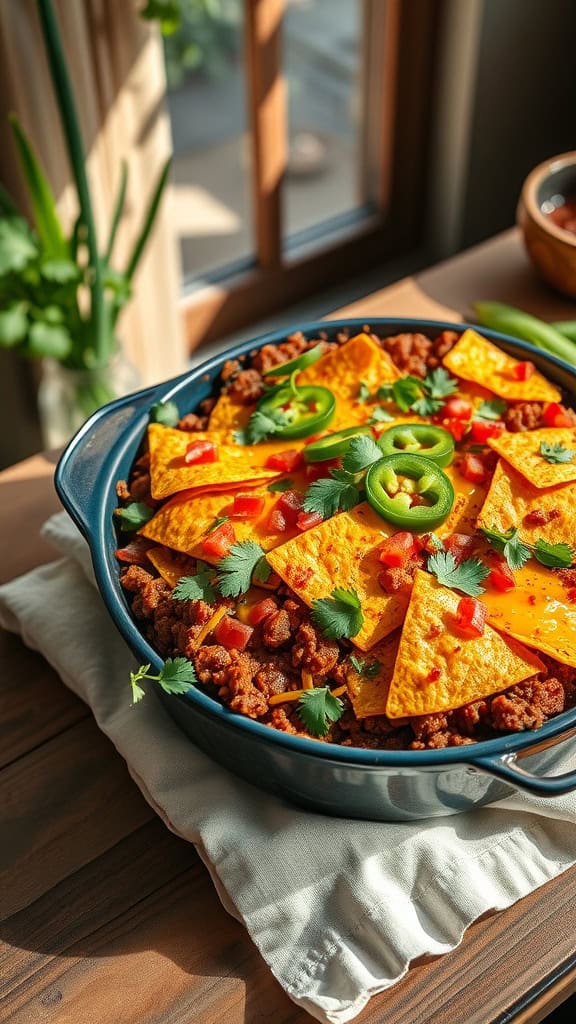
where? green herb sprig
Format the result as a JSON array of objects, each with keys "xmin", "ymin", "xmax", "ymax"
[
  {"xmin": 311, "ymin": 588, "xmax": 364, "ymax": 639},
  {"xmin": 297, "ymin": 686, "xmax": 344, "ymax": 737},
  {"xmin": 130, "ymin": 657, "xmax": 196, "ymax": 704}
]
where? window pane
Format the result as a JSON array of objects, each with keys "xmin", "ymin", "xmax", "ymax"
[
  {"xmin": 283, "ymin": 0, "xmax": 363, "ymax": 243},
  {"xmin": 164, "ymin": 0, "xmax": 253, "ymax": 280}
]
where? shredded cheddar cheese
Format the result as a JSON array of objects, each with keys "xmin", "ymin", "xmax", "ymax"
[{"xmin": 191, "ymin": 604, "xmax": 229, "ymax": 651}]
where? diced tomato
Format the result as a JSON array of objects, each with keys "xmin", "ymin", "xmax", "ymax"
[
  {"xmin": 469, "ymin": 419, "xmax": 505, "ymax": 444},
  {"xmin": 436, "ymin": 417, "xmax": 469, "ymax": 442},
  {"xmin": 213, "ymin": 615, "xmax": 254, "ymax": 651},
  {"xmin": 184, "ymin": 439, "xmax": 218, "ymax": 465},
  {"xmin": 487, "ymin": 554, "xmax": 515, "ymax": 592},
  {"xmin": 305, "ymin": 457, "xmax": 341, "ymax": 481},
  {"xmin": 232, "ymin": 493, "xmax": 265, "ymax": 519},
  {"xmin": 379, "ymin": 531, "xmax": 418, "ymax": 568},
  {"xmin": 542, "ymin": 402, "xmax": 574, "ymax": 428},
  {"xmin": 566, "ymin": 589, "xmax": 576, "ymax": 604},
  {"xmin": 512, "ymin": 360, "xmax": 535, "ymax": 381},
  {"xmin": 114, "ymin": 536, "xmax": 155, "ymax": 565},
  {"xmin": 443, "ymin": 533, "xmax": 476, "ymax": 565},
  {"xmin": 427, "ymin": 667, "xmax": 441, "ymax": 682},
  {"xmin": 441, "ymin": 396, "xmax": 473, "ymax": 421},
  {"xmin": 296, "ymin": 511, "xmax": 324, "ymax": 531},
  {"xmin": 459, "ymin": 451, "xmax": 489, "ymax": 484},
  {"xmin": 264, "ymin": 449, "xmax": 303, "ymax": 472},
  {"xmin": 268, "ymin": 508, "xmax": 287, "ymax": 532},
  {"xmin": 201, "ymin": 520, "xmax": 236, "ymax": 559},
  {"xmin": 454, "ymin": 596, "xmax": 487, "ymax": 638},
  {"xmin": 277, "ymin": 489, "xmax": 305, "ymax": 526},
  {"xmin": 247, "ymin": 597, "xmax": 278, "ymax": 625}
]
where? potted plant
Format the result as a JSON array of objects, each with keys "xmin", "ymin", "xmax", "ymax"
[{"xmin": 0, "ymin": 0, "xmax": 171, "ymax": 445}]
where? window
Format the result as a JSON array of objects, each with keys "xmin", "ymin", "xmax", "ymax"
[{"xmin": 163, "ymin": 0, "xmax": 440, "ymax": 350}]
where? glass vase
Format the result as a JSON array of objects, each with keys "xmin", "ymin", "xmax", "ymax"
[{"xmin": 38, "ymin": 351, "xmax": 141, "ymax": 449}]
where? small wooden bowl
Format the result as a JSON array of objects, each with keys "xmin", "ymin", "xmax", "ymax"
[{"xmin": 517, "ymin": 151, "xmax": 576, "ymax": 298}]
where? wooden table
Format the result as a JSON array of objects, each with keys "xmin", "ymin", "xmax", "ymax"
[{"xmin": 2, "ymin": 230, "xmax": 576, "ymax": 1024}]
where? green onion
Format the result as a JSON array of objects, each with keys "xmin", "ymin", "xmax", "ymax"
[{"xmin": 473, "ymin": 301, "xmax": 576, "ymax": 367}]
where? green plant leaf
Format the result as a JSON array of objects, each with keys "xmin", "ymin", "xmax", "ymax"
[
  {"xmin": 0, "ymin": 303, "xmax": 28, "ymax": 347},
  {"xmin": 0, "ymin": 217, "xmax": 38, "ymax": 275},
  {"xmin": 105, "ymin": 159, "xmax": 129, "ymax": 264},
  {"xmin": 125, "ymin": 156, "xmax": 172, "ymax": 282},
  {"xmin": 9, "ymin": 114, "xmax": 68, "ymax": 259},
  {"xmin": 27, "ymin": 320, "xmax": 73, "ymax": 359},
  {"xmin": 40, "ymin": 258, "xmax": 79, "ymax": 283},
  {"xmin": 140, "ymin": 0, "xmax": 182, "ymax": 34}
]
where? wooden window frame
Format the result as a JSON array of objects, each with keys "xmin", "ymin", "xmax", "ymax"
[{"xmin": 180, "ymin": 0, "xmax": 441, "ymax": 352}]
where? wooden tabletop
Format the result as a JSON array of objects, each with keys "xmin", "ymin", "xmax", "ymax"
[{"xmin": 2, "ymin": 229, "xmax": 576, "ymax": 1024}]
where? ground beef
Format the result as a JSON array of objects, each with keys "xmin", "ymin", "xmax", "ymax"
[
  {"xmin": 225, "ymin": 368, "xmax": 265, "ymax": 404},
  {"xmin": 116, "ymin": 479, "xmax": 131, "ymax": 501},
  {"xmin": 291, "ymin": 622, "xmax": 340, "ymax": 676},
  {"xmin": 380, "ymin": 332, "xmax": 433, "ymax": 378},
  {"xmin": 378, "ymin": 554, "xmax": 424, "ymax": 594},
  {"xmin": 221, "ymin": 358, "xmax": 242, "ymax": 382},
  {"xmin": 254, "ymin": 658, "xmax": 294, "ymax": 696},
  {"xmin": 410, "ymin": 712, "xmax": 450, "ymax": 741},
  {"xmin": 262, "ymin": 609, "xmax": 292, "ymax": 648},
  {"xmin": 487, "ymin": 677, "xmax": 565, "ymax": 732},
  {"xmin": 177, "ymin": 412, "xmax": 208, "ymax": 432},
  {"xmin": 505, "ymin": 401, "xmax": 544, "ymax": 432}
]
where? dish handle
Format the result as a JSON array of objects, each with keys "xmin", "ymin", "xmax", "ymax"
[
  {"xmin": 55, "ymin": 382, "xmax": 163, "ymax": 538},
  {"xmin": 474, "ymin": 725, "xmax": 576, "ymax": 796}
]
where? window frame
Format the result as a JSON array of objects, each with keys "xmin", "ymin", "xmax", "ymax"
[{"xmin": 179, "ymin": 0, "xmax": 441, "ymax": 351}]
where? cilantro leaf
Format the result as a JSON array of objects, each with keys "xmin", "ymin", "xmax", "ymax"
[
  {"xmin": 479, "ymin": 526, "xmax": 531, "ymax": 570},
  {"xmin": 357, "ymin": 381, "xmax": 371, "ymax": 403},
  {"xmin": 234, "ymin": 407, "xmax": 289, "ymax": 445},
  {"xmin": 475, "ymin": 397, "xmax": 508, "ymax": 421},
  {"xmin": 392, "ymin": 376, "xmax": 424, "ymax": 412},
  {"xmin": 412, "ymin": 395, "xmax": 443, "ymax": 417},
  {"xmin": 341, "ymin": 434, "xmax": 383, "ymax": 473},
  {"xmin": 533, "ymin": 540, "xmax": 575, "ymax": 568},
  {"xmin": 427, "ymin": 551, "xmax": 489, "ymax": 596},
  {"xmin": 311, "ymin": 588, "xmax": 364, "ymax": 639},
  {"xmin": 206, "ymin": 515, "xmax": 230, "ymax": 534},
  {"xmin": 217, "ymin": 541, "xmax": 269, "ymax": 596},
  {"xmin": 349, "ymin": 654, "xmax": 381, "ymax": 677},
  {"xmin": 172, "ymin": 572, "xmax": 217, "ymax": 604},
  {"xmin": 377, "ymin": 383, "xmax": 394, "ymax": 401},
  {"xmin": 369, "ymin": 406, "xmax": 394, "ymax": 424},
  {"xmin": 424, "ymin": 367, "xmax": 459, "ymax": 400},
  {"xmin": 298, "ymin": 686, "xmax": 344, "ymax": 737},
  {"xmin": 539, "ymin": 441, "xmax": 574, "ymax": 464},
  {"xmin": 267, "ymin": 478, "xmax": 294, "ymax": 493},
  {"xmin": 303, "ymin": 473, "xmax": 360, "ymax": 519},
  {"xmin": 159, "ymin": 657, "xmax": 197, "ymax": 694},
  {"xmin": 149, "ymin": 399, "xmax": 179, "ymax": 427},
  {"xmin": 129, "ymin": 657, "xmax": 196, "ymax": 703},
  {"xmin": 116, "ymin": 501, "xmax": 155, "ymax": 532}
]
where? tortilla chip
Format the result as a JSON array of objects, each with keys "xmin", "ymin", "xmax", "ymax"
[
  {"xmin": 483, "ymin": 559, "xmax": 576, "ymax": 668},
  {"xmin": 476, "ymin": 459, "xmax": 576, "ymax": 548},
  {"xmin": 208, "ymin": 395, "xmax": 251, "ymax": 437},
  {"xmin": 345, "ymin": 631, "xmax": 400, "ymax": 718},
  {"xmin": 385, "ymin": 570, "xmax": 545, "ymax": 718},
  {"xmin": 298, "ymin": 332, "xmax": 401, "ymax": 429},
  {"xmin": 266, "ymin": 502, "xmax": 407, "ymax": 651},
  {"xmin": 140, "ymin": 484, "xmax": 302, "ymax": 564},
  {"xmin": 147, "ymin": 546, "xmax": 196, "ymax": 587},
  {"xmin": 442, "ymin": 328, "xmax": 561, "ymax": 402},
  {"xmin": 487, "ymin": 427, "xmax": 576, "ymax": 488},
  {"xmin": 437, "ymin": 461, "xmax": 489, "ymax": 536},
  {"xmin": 148, "ymin": 423, "xmax": 285, "ymax": 499}
]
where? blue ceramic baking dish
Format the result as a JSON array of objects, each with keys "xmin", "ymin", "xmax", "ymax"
[{"xmin": 55, "ymin": 318, "xmax": 576, "ymax": 820}]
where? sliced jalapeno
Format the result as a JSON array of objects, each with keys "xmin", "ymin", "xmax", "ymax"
[
  {"xmin": 304, "ymin": 425, "xmax": 373, "ymax": 463},
  {"xmin": 366, "ymin": 453, "xmax": 454, "ymax": 531},
  {"xmin": 262, "ymin": 344, "xmax": 324, "ymax": 377},
  {"xmin": 257, "ymin": 383, "xmax": 336, "ymax": 439},
  {"xmin": 378, "ymin": 423, "xmax": 455, "ymax": 468}
]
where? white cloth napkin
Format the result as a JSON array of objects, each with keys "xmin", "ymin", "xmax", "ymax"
[{"xmin": 2, "ymin": 512, "xmax": 576, "ymax": 1023}]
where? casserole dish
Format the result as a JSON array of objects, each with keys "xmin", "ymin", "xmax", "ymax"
[{"xmin": 56, "ymin": 317, "xmax": 576, "ymax": 821}]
